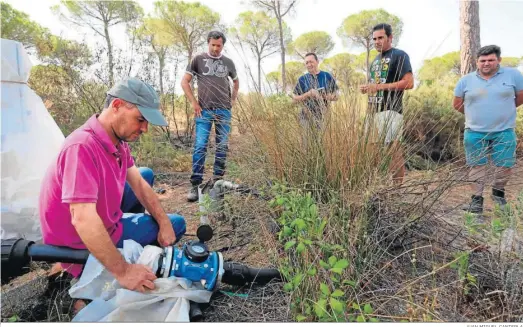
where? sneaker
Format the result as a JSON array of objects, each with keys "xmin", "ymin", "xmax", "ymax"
[
  {"xmin": 464, "ymin": 195, "xmax": 484, "ymax": 214},
  {"xmin": 187, "ymin": 184, "xmax": 199, "ymax": 202},
  {"xmin": 491, "ymin": 188, "xmax": 507, "ymax": 207}
]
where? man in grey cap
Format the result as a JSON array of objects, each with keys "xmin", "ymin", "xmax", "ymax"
[{"xmin": 39, "ymin": 77, "xmax": 186, "ymax": 293}]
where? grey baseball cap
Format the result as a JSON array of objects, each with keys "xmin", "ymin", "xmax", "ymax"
[{"xmin": 107, "ymin": 78, "xmax": 168, "ymax": 126}]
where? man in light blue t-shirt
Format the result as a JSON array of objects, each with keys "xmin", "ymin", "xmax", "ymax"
[{"xmin": 453, "ymin": 45, "xmax": 523, "ymax": 214}]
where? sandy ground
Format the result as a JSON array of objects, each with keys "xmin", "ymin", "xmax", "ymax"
[{"xmin": 427, "ymin": 160, "xmax": 523, "ymax": 215}]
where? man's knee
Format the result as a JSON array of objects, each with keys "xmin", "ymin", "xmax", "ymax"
[
  {"xmin": 216, "ymin": 142, "xmax": 229, "ymax": 153},
  {"xmin": 168, "ymin": 214, "xmax": 186, "ymax": 238},
  {"xmin": 492, "ymin": 143, "xmax": 516, "ymax": 168},
  {"xmin": 193, "ymin": 139, "xmax": 210, "ymax": 154},
  {"xmin": 194, "ymin": 123, "xmax": 211, "ymax": 150},
  {"xmin": 139, "ymin": 167, "xmax": 154, "ymax": 185}
]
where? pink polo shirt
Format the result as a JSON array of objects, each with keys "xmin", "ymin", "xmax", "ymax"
[{"xmin": 39, "ymin": 114, "xmax": 135, "ymax": 276}]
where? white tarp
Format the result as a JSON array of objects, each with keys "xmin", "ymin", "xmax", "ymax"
[
  {"xmin": 1, "ymin": 38, "xmax": 65, "ymax": 241},
  {"xmin": 69, "ymin": 240, "xmax": 213, "ymax": 322}
]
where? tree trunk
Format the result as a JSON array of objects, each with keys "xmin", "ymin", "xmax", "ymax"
[
  {"xmin": 104, "ymin": 21, "xmax": 114, "ymax": 85},
  {"xmin": 185, "ymin": 49, "xmax": 195, "ymax": 140},
  {"xmin": 158, "ymin": 55, "xmax": 165, "ymax": 95},
  {"xmin": 187, "ymin": 48, "xmax": 193, "ymax": 64},
  {"xmin": 171, "ymin": 57, "xmax": 181, "ymax": 140},
  {"xmin": 365, "ymin": 39, "xmax": 370, "ymax": 82},
  {"xmin": 275, "ymin": 1, "xmax": 286, "ymax": 91},
  {"xmin": 257, "ymin": 57, "xmax": 262, "ymax": 93},
  {"xmin": 460, "ymin": 1, "xmax": 480, "ymax": 75}
]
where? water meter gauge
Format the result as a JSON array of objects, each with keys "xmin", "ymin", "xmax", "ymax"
[
  {"xmin": 184, "ymin": 241, "xmax": 209, "ymax": 263},
  {"xmin": 191, "ymin": 245, "xmax": 205, "ymax": 254}
]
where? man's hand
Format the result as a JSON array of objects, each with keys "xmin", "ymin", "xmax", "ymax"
[
  {"xmin": 115, "ymin": 263, "xmax": 157, "ymax": 293},
  {"xmin": 193, "ymin": 102, "xmax": 202, "ymax": 118},
  {"xmin": 323, "ymin": 92, "xmax": 339, "ymax": 102},
  {"xmin": 360, "ymin": 84, "xmax": 379, "ymax": 94},
  {"xmin": 231, "ymin": 99, "xmax": 236, "ymax": 108},
  {"xmin": 126, "ymin": 167, "xmax": 181, "ymax": 245},
  {"xmin": 157, "ymin": 223, "xmax": 176, "ymax": 247},
  {"xmin": 309, "ymin": 89, "xmax": 320, "ymax": 98}
]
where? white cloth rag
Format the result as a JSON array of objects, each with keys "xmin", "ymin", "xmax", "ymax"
[{"xmin": 69, "ymin": 240, "xmax": 213, "ymax": 322}]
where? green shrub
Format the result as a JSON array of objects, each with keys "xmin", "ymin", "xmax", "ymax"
[
  {"xmin": 403, "ymin": 76, "xmax": 465, "ymax": 163},
  {"xmin": 129, "ymin": 131, "xmax": 191, "ymax": 172}
]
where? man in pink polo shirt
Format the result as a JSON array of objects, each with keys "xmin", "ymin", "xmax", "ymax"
[{"xmin": 39, "ymin": 78, "xmax": 186, "ymax": 293}]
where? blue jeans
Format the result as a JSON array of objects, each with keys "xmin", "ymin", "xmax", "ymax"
[
  {"xmin": 117, "ymin": 167, "xmax": 186, "ymax": 247},
  {"xmin": 191, "ymin": 109, "xmax": 232, "ymax": 185}
]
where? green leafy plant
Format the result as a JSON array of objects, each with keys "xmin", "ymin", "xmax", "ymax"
[
  {"xmin": 450, "ymin": 251, "xmax": 477, "ymax": 295},
  {"xmin": 269, "ymin": 184, "xmax": 379, "ymax": 322},
  {"xmin": 463, "ymin": 212, "xmax": 484, "ymax": 235}
]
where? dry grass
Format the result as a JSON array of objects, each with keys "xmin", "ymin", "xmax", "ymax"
[
  {"xmin": 224, "ymin": 91, "xmax": 523, "ymax": 322},
  {"xmin": 4, "ymin": 85, "xmax": 523, "ymax": 323}
]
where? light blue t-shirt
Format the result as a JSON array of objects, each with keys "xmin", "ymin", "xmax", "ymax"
[{"xmin": 454, "ymin": 67, "xmax": 523, "ymax": 132}]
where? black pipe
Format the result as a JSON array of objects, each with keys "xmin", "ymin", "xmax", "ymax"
[
  {"xmin": 221, "ymin": 262, "xmax": 282, "ymax": 286},
  {"xmin": 1, "ymin": 238, "xmax": 91, "ymax": 283},
  {"xmin": 1, "ymin": 238, "xmax": 33, "ymax": 283},
  {"xmin": 2, "ymin": 239, "xmax": 282, "ymax": 288},
  {"xmin": 189, "ymin": 301, "xmax": 203, "ymax": 322},
  {"xmin": 27, "ymin": 244, "xmax": 90, "ymax": 264}
]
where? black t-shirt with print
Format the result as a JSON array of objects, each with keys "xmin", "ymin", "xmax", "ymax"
[
  {"xmin": 368, "ymin": 48, "xmax": 412, "ymax": 113},
  {"xmin": 186, "ymin": 53, "xmax": 238, "ymax": 109}
]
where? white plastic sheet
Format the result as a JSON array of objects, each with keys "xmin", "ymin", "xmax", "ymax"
[
  {"xmin": 1, "ymin": 38, "xmax": 65, "ymax": 241},
  {"xmin": 69, "ymin": 240, "xmax": 213, "ymax": 322}
]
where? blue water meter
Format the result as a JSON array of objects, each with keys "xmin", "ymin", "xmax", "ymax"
[{"xmin": 157, "ymin": 225, "xmax": 223, "ymax": 292}]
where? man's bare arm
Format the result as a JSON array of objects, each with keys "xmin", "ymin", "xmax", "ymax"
[
  {"xmin": 181, "ymin": 73, "xmax": 202, "ymax": 117},
  {"xmin": 292, "ymin": 90, "xmax": 314, "ymax": 103},
  {"xmin": 516, "ymin": 90, "xmax": 523, "ymax": 107},
  {"xmin": 70, "ymin": 203, "xmax": 128, "ymax": 277},
  {"xmin": 181, "ymin": 73, "xmax": 197, "ymax": 105},
  {"xmin": 71, "ymin": 202, "xmax": 157, "ymax": 291},
  {"xmin": 379, "ymin": 72, "xmax": 414, "ymax": 91},
  {"xmin": 324, "ymin": 92, "xmax": 339, "ymax": 101},
  {"xmin": 232, "ymin": 78, "xmax": 239, "ymax": 105},
  {"xmin": 453, "ymin": 96, "xmax": 465, "ymax": 114}
]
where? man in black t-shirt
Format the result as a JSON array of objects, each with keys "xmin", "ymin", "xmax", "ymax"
[{"xmin": 359, "ymin": 23, "xmax": 414, "ymax": 185}]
